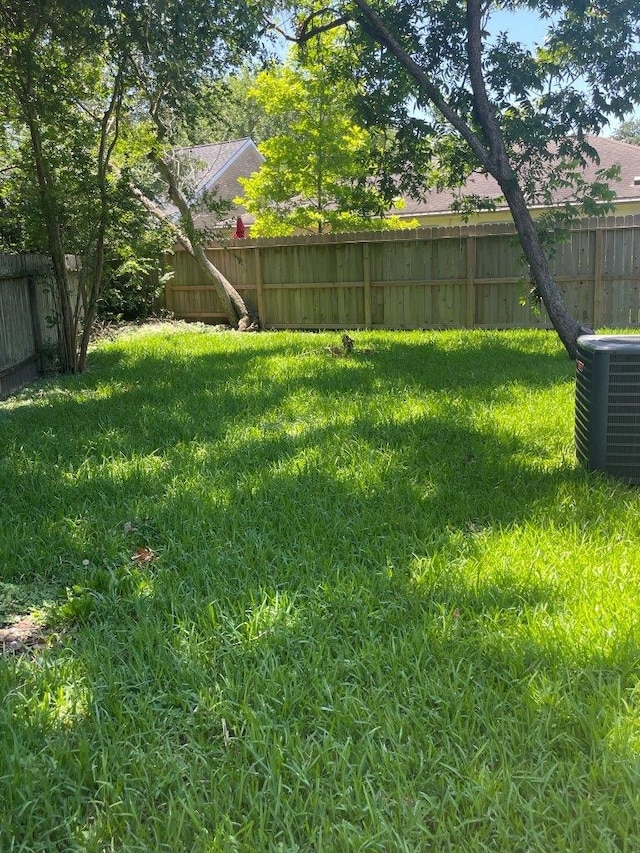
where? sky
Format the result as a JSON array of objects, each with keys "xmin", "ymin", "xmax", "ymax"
[{"xmin": 488, "ymin": 7, "xmax": 554, "ymax": 48}]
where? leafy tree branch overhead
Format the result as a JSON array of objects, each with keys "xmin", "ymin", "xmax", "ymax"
[{"xmin": 276, "ymin": 0, "xmax": 640, "ymax": 357}]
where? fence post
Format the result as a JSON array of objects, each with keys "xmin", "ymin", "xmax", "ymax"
[
  {"xmin": 27, "ymin": 277, "xmax": 44, "ymax": 373},
  {"xmin": 255, "ymin": 247, "xmax": 266, "ymax": 325},
  {"xmin": 466, "ymin": 236, "xmax": 476, "ymax": 327},
  {"xmin": 593, "ymin": 227, "xmax": 604, "ymax": 328},
  {"xmin": 362, "ymin": 242, "xmax": 372, "ymax": 329}
]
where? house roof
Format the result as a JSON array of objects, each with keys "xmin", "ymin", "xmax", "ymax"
[
  {"xmin": 166, "ymin": 138, "xmax": 264, "ymax": 228},
  {"xmin": 181, "ymin": 134, "xmax": 640, "ymax": 233},
  {"xmin": 397, "ymin": 135, "xmax": 640, "ymax": 219},
  {"xmin": 173, "ymin": 137, "xmax": 263, "ymax": 197}
]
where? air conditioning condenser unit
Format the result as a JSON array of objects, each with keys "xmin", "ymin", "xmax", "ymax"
[{"xmin": 575, "ymin": 335, "xmax": 640, "ymax": 483}]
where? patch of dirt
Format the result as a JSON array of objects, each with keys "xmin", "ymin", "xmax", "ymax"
[{"xmin": 0, "ymin": 615, "xmax": 53, "ymax": 657}]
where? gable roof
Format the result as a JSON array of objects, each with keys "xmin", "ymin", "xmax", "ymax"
[
  {"xmin": 165, "ymin": 138, "xmax": 264, "ymax": 228},
  {"xmin": 397, "ymin": 135, "xmax": 640, "ymax": 220},
  {"xmin": 173, "ymin": 138, "xmax": 264, "ymax": 198}
]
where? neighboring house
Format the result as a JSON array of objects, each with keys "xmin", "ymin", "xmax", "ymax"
[
  {"xmin": 169, "ymin": 137, "xmax": 264, "ymax": 230},
  {"xmin": 391, "ymin": 136, "xmax": 640, "ymax": 227},
  {"xmin": 170, "ymin": 135, "xmax": 640, "ymax": 235}
]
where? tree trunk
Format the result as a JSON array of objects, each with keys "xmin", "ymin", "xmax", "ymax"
[
  {"xmin": 25, "ymin": 109, "xmax": 78, "ymax": 372},
  {"xmin": 78, "ymin": 78, "xmax": 124, "ymax": 372},
  {"xmin": 149, "ymin": 152, "xmax": 254, "ymax": 328},
  {"xmin": 497, "ymin": 176, "xmax": 582, "ymax": 358},
  {"xmin": 192, "ymin": 242, "xmax": 252, "ymax": 323},
  {"xmin": 351, "ymin": 0, "xmax": 584, "ymax": 359},
  {"xmin": 464, "ymin": 0, "xmax": 582, "ymax": 358}
]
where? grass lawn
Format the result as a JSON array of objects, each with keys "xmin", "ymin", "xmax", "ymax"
[{"xmin": 1, "ymin": 325, "xmax": 639, "ymax": 851}]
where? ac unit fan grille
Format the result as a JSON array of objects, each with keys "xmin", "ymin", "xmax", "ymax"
[{"xmin": 606, "ymin": 353, "xmax": 640, "ymax": 476}]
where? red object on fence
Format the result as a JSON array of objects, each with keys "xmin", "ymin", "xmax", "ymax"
[{"xmin": 233, "ymin": 216, "xmax": 246, "ymax": 239}]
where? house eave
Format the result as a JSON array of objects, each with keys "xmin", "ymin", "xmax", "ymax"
[{"xmin": 392, "ymin": 197, "xmax": 640, "ymax": 227}]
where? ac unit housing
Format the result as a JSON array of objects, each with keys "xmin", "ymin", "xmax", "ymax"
[{"xmin": 575, "ymin": 334, "xmax": 640, "ymax": 483}]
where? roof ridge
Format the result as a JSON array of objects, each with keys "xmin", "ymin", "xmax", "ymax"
[{"xmin": 175, "ymin": 137, "xmax": 254, "ymax": 153}]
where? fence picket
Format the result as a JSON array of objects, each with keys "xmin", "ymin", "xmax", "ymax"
[
  {"xmin": 0, "ymin": 253, "xmax": 64, "ymax": 399},
  {"xmin": 167, "ymin": 217, "xmax": 640, "ymax": 332}
]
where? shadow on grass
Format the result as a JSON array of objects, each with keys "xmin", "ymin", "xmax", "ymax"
[
  {"xmin": 1, "ymin": 329, "xmax": 637, "ymax": 848},
  {"xmin": 1, "ymin": 334, "xmax": 574, "ymax": 592}
]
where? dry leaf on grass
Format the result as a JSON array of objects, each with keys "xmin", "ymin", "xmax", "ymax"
[{"xmin": 131, "ymin": 546, "xmax": 155, "ymax": 564}]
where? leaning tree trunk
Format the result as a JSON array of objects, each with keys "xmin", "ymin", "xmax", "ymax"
[
  {"xmin": 149, "ymin": 152, "xmax": 255, "ymax": 328},
  {"xmin": 463, "ymin": 0, "xmax": 582, "ymax": 359},
  {"xmin": 497, "ymin": 176, "xmax": 583, "ymax": 358},
  {"xmin": 193, "ymin": 242, "xmax": 252, "ymax": 324},
  {"xmin": 350, "ymin": 0, "xmax": 585, "ymax": 360},
  {"xmin": 130, "ymin": 181, "xmax": 255, "ymax": 328}
]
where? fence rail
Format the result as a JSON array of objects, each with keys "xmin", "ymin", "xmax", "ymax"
[
  {"xmin": 0, "ymin": 254, "xmax": 62, "ymax": 399},
  {"xmin": 166, "ymin": 216, "xmax": 640, "ymax": 331}
]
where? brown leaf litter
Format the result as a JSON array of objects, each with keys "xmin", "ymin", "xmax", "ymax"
[{"xmin": 0, "ymin": 615, "xmax": 53, "ymax": 657}]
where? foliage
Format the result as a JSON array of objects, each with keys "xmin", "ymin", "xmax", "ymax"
[
  {"xmin": 1, "ymin": 328, "xmax": 640, "ymax": 849},
  {"xmin": 0, "ymin": 0, "xmax": 275, "ymax": 365},
  {"xmin": 239, "ymin": 36, "xmax": 418, "ymax": 235},
  {"xmin": 97, "ymin": 231, "xmax": 172, "ymax": 322},
  {"xmin": 0, "ymin": 0, "xmax": 136, "ymax": 370},
  {"xmin": 174, "ymin": 64, "xmax": 283, "ymax": 146},
  {"xmin": 0, "ymin": 123, "xmax": 27, "ymax": 251},
  {"xmin": 119, "ymin": 0, "xmax": 267, "ymax": 137},
  {"xmin": 612, "ymin": 117, "xmax": 640, "ymax": 146},
  {"xmin": 319, "ymin": 0, "xmax": 640, "ymax": 206}
]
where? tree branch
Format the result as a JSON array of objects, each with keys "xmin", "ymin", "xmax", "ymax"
[
  {"xmin": 264, "ymin": 8, "xmax": 351, "ymax": 45},
  {"xmin": 350, "ymin": 0, "xmax": 491, "ymax": 169},
  {"xmin": 128, "ymin": 181, "xmax": 193, "ymax": 253},
  {"xmin": 263, "ymin": 15, "xmax": 299, "ymax": 42},
  {"xmin": 465, "ymin": 0, "xmax": 510, "ymax": 178},
  {"xmin": 296, "ymin": 7, "xmax": 351, "ymax": 42}
]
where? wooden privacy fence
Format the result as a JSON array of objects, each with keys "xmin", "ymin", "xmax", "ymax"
[
  {"xmin": 166, "ymin": 215, "xmax": 640, "ymax": 331},
  {"xmin": 0, "ymin": 254, "xmax": 63, "ymax": 399}
]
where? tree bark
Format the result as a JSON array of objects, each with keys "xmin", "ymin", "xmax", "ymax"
[
  {"xmin": 78, "ymin": 76, "xmax": 124, "ymax": 372},
  {"xmin": 464, "ymin": 0, "xmax": 582, "ymax": 359},
  {"xmin": 130, "ymin": 178, "xmax": 254, "ymax": 328},
  {"xmin": 25, "ymin": 107, "xmax": 78, "ymax": 372},
  {"xmin": 496, "ymin": 176, "xmax": 583, "ymax": 357}
]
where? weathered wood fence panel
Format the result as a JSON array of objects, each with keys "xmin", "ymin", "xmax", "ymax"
[
  {"xmin": 165, "ymin": 216, "xmax": 640, "ymax": 331},
  {"xmin": 601, "ymin": 221, "xmax": 640, "ymax": 326},
  {"xmin": 0, "ymin": 254, "xmax": 62, "ymax": 399}
]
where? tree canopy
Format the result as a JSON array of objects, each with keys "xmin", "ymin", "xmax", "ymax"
[
  {"xmin": 282, "ymin": 0, "xmax": 640, "ymax": 356},
  {"xmin": 613, "ymin": 117, "xmax": 640, "ymax": 146},
  {"xmin": 0, "ymin": 0, "xmax": 132, "ymax": 370},
  {"xmin": 0, "ymin": 0, "xmax": 274, "ymax": 367},
  {"xmin": 174, "ymin": 64, "xmax": 282, "ymax": 146},
  {"xmin": 238, "ymin": 36, "xmax": 417, "ymax": 235}
]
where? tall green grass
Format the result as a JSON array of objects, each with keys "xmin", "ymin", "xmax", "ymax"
[{"xmin": 1, "ymin": 327, "xmax": 639, "ymax": 851}]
